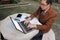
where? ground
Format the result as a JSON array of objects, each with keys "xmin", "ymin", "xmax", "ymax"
[{"xmin": 0, "ymin": 0, "xmax": 60, "ymax": 40}]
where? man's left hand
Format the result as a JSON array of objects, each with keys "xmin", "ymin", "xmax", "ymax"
[{"xmin": 27, "ymin": 24, "xmax": 37, "ymax": 29}]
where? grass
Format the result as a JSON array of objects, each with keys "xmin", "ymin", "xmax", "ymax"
[
  {"xmin": 52, "ymin": 3, "xmax": 60, "ymax": 40},
  {"xmin": 0, "ymin": 1, "xmax": 39, "ymax": 20}
]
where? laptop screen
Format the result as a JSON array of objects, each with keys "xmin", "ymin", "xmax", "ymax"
[{"xmin": 10, "ymin": 17, "xmax": 23, "ymax": 32}]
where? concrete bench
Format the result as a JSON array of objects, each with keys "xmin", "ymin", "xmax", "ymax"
[{"xmin": 0, "ymin": 13, "xmax": 55, "ymax": 40}]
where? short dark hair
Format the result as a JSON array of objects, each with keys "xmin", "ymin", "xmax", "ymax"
[{"xmin": 46, "ymin": 0, "xmax": 53, "ymax": 5}]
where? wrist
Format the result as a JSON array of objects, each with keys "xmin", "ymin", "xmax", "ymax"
[
  {"xmin": 34, "ymin": 25, "xmax": 37, "ymax": 29},
  {"xmin": 28, "ymin": 17, "xmax": 31, "ymax": 20}
]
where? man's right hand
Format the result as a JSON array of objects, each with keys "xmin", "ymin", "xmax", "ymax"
[{"xmin": 24, "ymin": 17, "xmax": 31, "ymax": 25}]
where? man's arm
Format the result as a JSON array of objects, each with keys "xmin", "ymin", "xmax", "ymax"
[
  {"xmin": 24, "ymin": 7, "xmax": 41, "ymax": 24},
  {"xmin": 36, "ymin": 14, "xmax": 57, "ymax": 33},
  {"xmin": 29, "ymin": 7, "xmax": 41, "ymax": 20}
]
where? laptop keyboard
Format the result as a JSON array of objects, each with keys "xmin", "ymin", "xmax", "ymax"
[{"xmin": 18, "ymin": 21, "xmax": 34, "ymax": 34}]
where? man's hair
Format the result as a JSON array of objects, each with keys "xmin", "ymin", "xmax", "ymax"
[{"xmin": 46, "ymin": 0, "xmax": 53, "ymax": 5}]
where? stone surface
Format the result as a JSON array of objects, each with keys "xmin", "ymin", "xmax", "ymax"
[{"xmin": 0, "ymin": 13, "xmax": 55, "ymax": 40}]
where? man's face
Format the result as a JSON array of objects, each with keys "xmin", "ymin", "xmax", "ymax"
[{"xmin": 40, "ymin": 0, "xmax": 49, "ymax": 10}]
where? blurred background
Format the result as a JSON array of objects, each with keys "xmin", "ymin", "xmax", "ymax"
[{"xmin": 0, "ymin": 0, "xmax": 60, "ymax": 40}]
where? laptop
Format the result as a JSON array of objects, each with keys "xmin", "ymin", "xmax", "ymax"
[
  {"xmin": 10, "ymin": 17, "xmax": 34, "ymax": 34},
  {"xmin": 10, "ymin": 14, "xmax": 42, "ymax": 34}
]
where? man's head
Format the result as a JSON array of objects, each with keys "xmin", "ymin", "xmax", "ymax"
[{"xmin": 40, "ymin": 0, "xmax": 53, "ymax": 10}]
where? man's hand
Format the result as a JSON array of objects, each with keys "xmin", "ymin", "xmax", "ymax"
[
  {"xmin": 24, "ymin": 17, "xmax": 31, "ymax": 25},
  {"xmin": 27, "ymin": 24, "xmax": 37, "ymax": 29}
]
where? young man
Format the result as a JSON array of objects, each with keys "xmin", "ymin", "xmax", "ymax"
[{"xmin": 24, "ymin": 0, "xmax": 57, "ymax": 40}]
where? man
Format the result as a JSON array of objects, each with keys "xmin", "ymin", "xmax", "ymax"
[{"xmin": 24, "ymin": 0, "xmax": 57, "ymax": 40}]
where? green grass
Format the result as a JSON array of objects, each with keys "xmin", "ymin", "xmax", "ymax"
[
  {"xmin": 52, "ymin": 3, "xmax": 60, "ymax": 24},
  {"xmin": 0, "ymin": 1, "xmax": 39, "ymax": 20},
  {"xmin": 0, "ymin": 7, "xmax": 36, "ymax": 20}
]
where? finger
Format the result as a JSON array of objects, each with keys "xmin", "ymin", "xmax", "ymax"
[
  {"xmin": 24, "ymin": 21, "xmax": 26, "ymax": 24},
  {"xmin": 27, "ymin": 25, "xmax": 30, "ymax": 28},
  {"xmin": 27, "ymin": 24, "xmax": 31, "ymax": 28},
  {"xmin": 24, "ymin": 21, "xmax": 27, "ymax": 25},
  {"xmin": 25, "ymin": 23, "xmax": 28, "ymax": 26}
]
